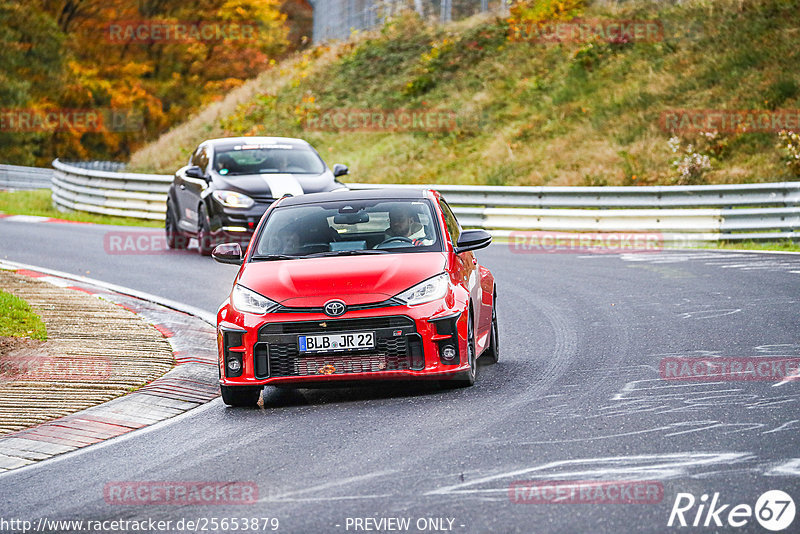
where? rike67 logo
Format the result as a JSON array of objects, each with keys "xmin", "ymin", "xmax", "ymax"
[{"xmin": 668, "ymin": 490, "xmax": 795, "ymax": 531}]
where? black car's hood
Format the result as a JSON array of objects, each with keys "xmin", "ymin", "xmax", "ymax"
[{"xmin": 212, "ymin": 169, "xmax": 343, "ymax": 198}]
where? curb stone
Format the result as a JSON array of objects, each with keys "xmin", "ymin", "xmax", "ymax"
[{"xmin": 0, "ymin": 263, "xmax": 219, "ymax": 473}]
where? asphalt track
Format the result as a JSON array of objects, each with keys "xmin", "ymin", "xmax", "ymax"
[{"xmin": 1, "ymin": 218, "xmax": 799, "ymax": 533}]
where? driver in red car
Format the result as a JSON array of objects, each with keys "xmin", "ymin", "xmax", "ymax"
[{"xmin": 385, "ymin": 205, "xmax": 430, "ymax": 246}]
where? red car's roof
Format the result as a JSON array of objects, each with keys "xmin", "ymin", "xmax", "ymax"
[{"xmin": 277, "ymin": 187, "xmax": 436, "ymax": 207}]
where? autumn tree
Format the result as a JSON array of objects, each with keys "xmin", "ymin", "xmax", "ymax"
[{"xmin": 1, "ymin": 0, "xmax": 292, "ymax": 165}]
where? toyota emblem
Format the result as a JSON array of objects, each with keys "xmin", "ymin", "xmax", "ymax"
[
  {"xmin": 323, "ymin": 300, "xmax": 347, "ymax": 317},
  {"xmin": 318, "ymin": 364, "xmax": 336, "ymax": 375}
]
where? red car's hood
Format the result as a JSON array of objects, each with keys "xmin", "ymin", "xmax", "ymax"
[{"xmin": 237, "ymin": 252, "xmax": 446, "ymax": 306}]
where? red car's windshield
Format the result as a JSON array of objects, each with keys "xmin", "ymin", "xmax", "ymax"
[{"xmin": 252, "ymin": 199, "xmax": 443, "ymax": 258}]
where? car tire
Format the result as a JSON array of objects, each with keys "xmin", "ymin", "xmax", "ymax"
[
  {"xmin": 444, "ymin": 309, "xmax": 476, "ymax": 388},
  {"xmin": 197, "ymin": 204, "xmax": 214, "ymax": 256},
  {"xmin": 482, "ymin": 291, "xmax": 499, "ymax": 364},
  {"xmin": 220, "ymin": 385, "xmax": 262, "ymax": 407},
  {"xmin": 165, "ymin": 201, "xmax": 187, "ymax": 249}
]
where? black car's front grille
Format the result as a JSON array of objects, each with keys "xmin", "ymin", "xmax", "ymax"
[
  {"xmin": 255, "ymin": 316, "xmax": 424, "ymax": 378},
  {"xmin": 250, "ymin": 195, "xmax": 276, "ymax": 204}
]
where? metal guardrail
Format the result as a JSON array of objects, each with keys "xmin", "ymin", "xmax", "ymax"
[
  {"xmin": 66, "ymin": 161, "xmax": 128, "ymax": 172},
  {"xmin": 0, "ymin": 164, "xmax": 53, "ymax": 191},
  {"xmin": 349, "ymin": 182, "xmax": 800, "ymax": 242},
  {"xmin": 52, "ymin": 159, "xmax": 170, "ymax": 220},
  {"xmin": 43, "ymin": 159, "xmax": 800, "ymax": 243}
]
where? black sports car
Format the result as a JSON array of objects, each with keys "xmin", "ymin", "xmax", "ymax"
[{"xmin": 166, "ymin": 137, "xmax": 349, "ymax": 255}]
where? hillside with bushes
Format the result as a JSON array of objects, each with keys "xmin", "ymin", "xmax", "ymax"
[{"xmin": 125, "ymin": 0, "xmax": 799, "ymax": 186}]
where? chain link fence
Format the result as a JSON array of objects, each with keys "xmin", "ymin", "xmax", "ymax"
[{"xmin": 309, "ymin": 0, "xmax": 510, "ymax": 42}]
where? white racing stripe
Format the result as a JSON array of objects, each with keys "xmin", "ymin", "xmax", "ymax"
[{"xmin": 261, "ymin": 173, "xmax": 304, "ymax": 197}]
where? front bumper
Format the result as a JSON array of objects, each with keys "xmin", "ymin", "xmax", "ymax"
[
  {"xmin": 217, "ymin": 302, "xmax": 468, "ymax": 387},
  {"xmin": 208, "ymin": 200, "xmax": 273, "ymax": 244}
]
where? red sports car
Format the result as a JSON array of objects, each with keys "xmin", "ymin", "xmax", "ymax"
[{"xmin": 213, "ymin": 188, "xmax": 498, "ymax": 406}]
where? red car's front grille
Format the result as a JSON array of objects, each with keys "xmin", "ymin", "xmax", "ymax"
[
  {"xmin": 254, "ymin": 317, "xmax": 424, "ymax": 378},
  {"xmin": 268, "ymin": 344, "xmax": 411, "ymax": 377},
  {"xmin": 259, "ymin": 316, "xmax": 413, "ymax": 335}
]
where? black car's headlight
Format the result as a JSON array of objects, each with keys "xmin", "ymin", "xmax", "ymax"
[
  {"xmin": 232, "ymin": 284, "xmax": 279, "ymax": 314},
  {"xmin": 213, "ymin": 190, "xmax": 255, "ymax": 209},
  {"xmin": 394, "ymin": 273, "xmax": 449, "ymax": 305}
]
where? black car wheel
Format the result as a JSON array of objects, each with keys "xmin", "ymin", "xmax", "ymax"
[
  {"xmin": 482, "ymin": 290, "xmax": 499, "ymax": 364},
  {"xmin": 444, "ymin": 309, "xmax": 476, "ymax": 388},
  {"xmin": 220, "ymin": 385, "xmax": 262, "ymax": 407},
  {"xmin": 165, "ymin": 201, "xmax": 187, "ymax": 250},
  {"xmin": 197, "ymin": 204, "xmax": 214, "ymax": 256}
]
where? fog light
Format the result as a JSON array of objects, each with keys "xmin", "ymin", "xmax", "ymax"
[
  {"xmin": 227, "ymin": 358, "xmax": 242, "ymax": 372},
  {"xmin": 441, "ymin": 345, "xmax": 457, "ymax": 362}
]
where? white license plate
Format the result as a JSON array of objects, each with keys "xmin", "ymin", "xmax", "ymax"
[{"xmin": 298, "ymin": 331, "xmax": 375, "ymax": 353}]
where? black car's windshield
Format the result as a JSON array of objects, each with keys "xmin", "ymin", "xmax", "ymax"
[
  {"xmin": 252, "ymin": 199, "xmax": 442, "ymax": 258},
  {"xmin": 214, "ymin": 144, "xmax": 325, "ymax": 175}
]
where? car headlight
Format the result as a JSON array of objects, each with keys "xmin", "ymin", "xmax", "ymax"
[
  {"xmin": 395, "ymin": 273, "xmax": 449, "ymax": 306},
  {"xmin": 232, "ymin": 284, "xmax": 278, "ymax": 314},
  {"xmin": 213, "ymin": 190, "xmax": 254, "ymax": 209}
]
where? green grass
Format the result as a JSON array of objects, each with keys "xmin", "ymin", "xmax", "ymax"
[
  {"xmin": 0, "ymin": 190, "xmax": 161, "ymax": 227},
  {"xmin": 0, "ymin": 289, "xmax": 47, "ymax": 340},
  {"xmin": 705, "ymin": 240, "xmax": 800, "ymax": 253},
  {"xmin": 129, "ymin": 0, "xmax": 800, "ymax": 187}
]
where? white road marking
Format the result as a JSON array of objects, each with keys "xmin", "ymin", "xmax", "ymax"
[
  {"xmin": 765, "ymin": 459, "xmax": 800, "ymax": 477},
  {"xmin": 762, "ymin": 420, "xmax": 799, "ymax": 435},
  {"xmin": 425, "ymin": 453, "xmax": 750, "ymax": 495},
  {"xmin": 773, "ymin": 373, "xmax": 800, "ymax": 388},
  {"xmin": 611, "ymin": 379, "xmax": 738, "ymax": 401},
  {"xmin": 0, "ymin": 215, "xmax": 51, "ymax": 223},
  {"xmin": 270, "ymin": 494, "xmax": 394, "ymax": 502},
  {"xmin": 39, "ymin": 275, "xmax": 72, "ymax": 287},
  {"xmin": 260, "ymin": 469, "xmax": 396, "ymax": 502},
  {"xmin": 678, "ymin": 309, "xmax": 741, "ymax": 319},
  {"xmin": 619, "ymin": 252, "xmax": 800, "ymax": 274}
]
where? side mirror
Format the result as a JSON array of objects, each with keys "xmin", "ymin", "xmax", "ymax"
[
  {"xmin": 212, "ymin": 243, "xmax": 244, "ymax": 265},
  {"xmin": 332, "ymin": 163, "xmax": 349, "ymax": 177},
  {"xmin": 185, "ymin": 166, "xmax": 206, "ymax": 180},
  {"xmin": 455, "ymin": 229, "xmax": 492, "ymax": 254}
]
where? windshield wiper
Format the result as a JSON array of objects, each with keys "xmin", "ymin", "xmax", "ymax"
[
  {"xmin": 305, "ymin": 249, "xmax": 389, "ymax": 258},
  {"xmin": 250, "ymin": 254, "xmax": 300, "ymax": 261}
]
